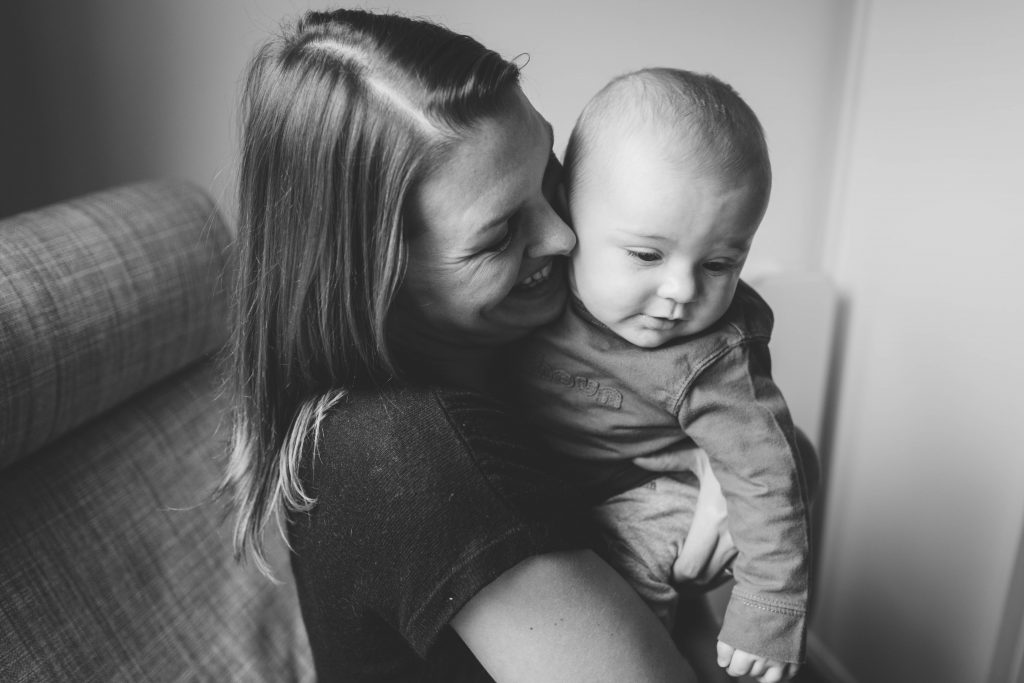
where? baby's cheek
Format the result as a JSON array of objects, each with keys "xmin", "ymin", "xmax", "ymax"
[
  {"xmin": 591, "ymin": 282, "xmax": 635, "ymax": 318},
  {"xmin": 571, "ymin": 264, "xmax": 604, "ymax": 302}
]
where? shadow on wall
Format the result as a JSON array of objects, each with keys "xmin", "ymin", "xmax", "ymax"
[
  {"xmin": 0, "ymin": 3, "xmax": 180, "ymax": 219},
  {"xmin": 2, "ymin": 4, "xmax": 52, "ymax": 217}
]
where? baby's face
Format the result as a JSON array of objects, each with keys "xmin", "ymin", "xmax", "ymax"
[{"xmin": 569, "ymin": 135, "xmax": 763, "ymax": 349}]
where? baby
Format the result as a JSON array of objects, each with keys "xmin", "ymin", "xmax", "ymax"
[{"xmin": 514, "ymin": 68, "xmax": 814, "ymax": 681}]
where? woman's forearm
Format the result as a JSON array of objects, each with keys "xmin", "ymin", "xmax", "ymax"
[{"xmin": 451, "ymin": 548, "xmax": 697, "ymax": 682}]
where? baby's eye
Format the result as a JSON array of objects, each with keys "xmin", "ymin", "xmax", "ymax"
[
  {"xmin": 703, "ymin": 260, "xmax": 736, "ymax": 275},
  {"xmin": 626, "ymin": 249, "xmax": 661, "ymax": 263}
]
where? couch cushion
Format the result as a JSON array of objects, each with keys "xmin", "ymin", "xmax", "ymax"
[
  {"xmin": 0, "ymin": 358, "xmax": 313, "ymax": 682},
  {"xmin": 0, "ymin": 180, "xmax": 230, "ymax": 470}
]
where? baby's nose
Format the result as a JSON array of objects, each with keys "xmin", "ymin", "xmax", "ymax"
[{"xmin": 657, "ymin": 271, "xmax": 698, "ymax": 303}]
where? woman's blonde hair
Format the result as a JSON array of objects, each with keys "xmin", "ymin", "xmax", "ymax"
[{"xmin": 221, "ymin": 9, "xmax": 521, "ymax": 576}]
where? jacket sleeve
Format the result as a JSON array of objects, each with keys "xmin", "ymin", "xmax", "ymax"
[{"xmin": 676, "ymin": 339, "xmax": 814, "ymax": 664}]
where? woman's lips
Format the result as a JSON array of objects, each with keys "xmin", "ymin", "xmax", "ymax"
[{"xmin": 515, "ymin": 261, "xmax": 554, "ymax": 290}]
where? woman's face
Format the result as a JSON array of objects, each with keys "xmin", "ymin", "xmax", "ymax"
[{"xmin": 398, "ymin": 88, "xmax": 576, "ymax": 349}]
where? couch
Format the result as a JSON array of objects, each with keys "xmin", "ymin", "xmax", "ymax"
[{"xmin": 0, "ymin": 181, "xmax": 313, "ymax": 681}]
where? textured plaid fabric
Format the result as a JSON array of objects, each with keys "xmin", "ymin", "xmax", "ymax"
[
  {"xmin": 0, "ymin": 360, "xmax": 312, "ymax": 682},
  {"xmin": 0, "ymin": 182, "xmax": 313, "ymax": 681},
  {"xmin": 0, "ymin": 180, "xmax": 230, "ymax": 469}
]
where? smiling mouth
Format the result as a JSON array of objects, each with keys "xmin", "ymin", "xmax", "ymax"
[{"xmin": 516, "ymin": 261, "xmax": 554, "ymax": 290}]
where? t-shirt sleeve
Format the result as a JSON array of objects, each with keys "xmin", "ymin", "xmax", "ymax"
[{"xmin": 288, "ymin": 386, "xmax": 597, "ymax": 667}]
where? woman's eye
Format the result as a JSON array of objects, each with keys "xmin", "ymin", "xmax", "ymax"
[
  {"xmin": 486, "ymin": 224, "xmax": 515, "ymax": 253},
  {"xmin": 703, "ymin": 261, "xmax": 735, "ymax": 274},
  {"xmin": 626, "ymin": 249, "xmax": 661, "ymax": 263}
]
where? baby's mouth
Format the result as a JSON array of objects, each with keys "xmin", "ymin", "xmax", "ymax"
[
  {"xmin": 638, "ymin": 313, "xmax": 688, "ymax": 331},
  {"xmin": 641, "ymin": 315, "xmax": 683, "ymax": 330}
]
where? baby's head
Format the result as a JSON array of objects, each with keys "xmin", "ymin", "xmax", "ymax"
[{"xmin": 563, "ymin": 68, "xmax": 771, "ymax": 348}]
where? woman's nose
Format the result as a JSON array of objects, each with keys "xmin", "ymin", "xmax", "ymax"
[
  {"xmin": 657, "ymin": 269, "xmax": 698, "ymax": 303},
  {"xmin": 526, "ymin": 201, "xmax": 576, "ymax": 258}
]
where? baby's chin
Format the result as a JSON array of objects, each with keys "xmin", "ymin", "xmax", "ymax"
[
  {"xmin": 611, "ymin": 315, "xmax": 718, "ymax": 349},
  {"xmin": 611, "ymin": 322, "xmax": 683, "ymax": 349}
]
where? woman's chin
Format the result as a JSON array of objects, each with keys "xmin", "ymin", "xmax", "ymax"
[
  {"xmin": 496, "ymin": 279, "xmax": 568, "ymax": 338},
  {"xmin": 507, "ymin": 261, "xmax": 567, "ymax": 316}
]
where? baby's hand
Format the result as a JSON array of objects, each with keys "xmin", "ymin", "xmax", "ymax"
[{"xmin": 716, "ymin": 641, "xmax": 800, "ymax": 682}]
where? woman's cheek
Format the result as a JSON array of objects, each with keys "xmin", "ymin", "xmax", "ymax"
[{"xmin": 485, "ymin": 268, "xmax": 521, "ymax": 308}]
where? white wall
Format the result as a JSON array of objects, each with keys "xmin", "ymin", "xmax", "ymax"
[
  {"xmin": 816, "ymin": 2, "xmax": 1024, "ymax": 682},
  {"xmin": 1, "ymin": 0, "xmax": 853, "ymax": 280}
]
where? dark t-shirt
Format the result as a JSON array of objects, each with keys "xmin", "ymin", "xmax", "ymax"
[{"xmin": 287, "ymin": 385, "xmax": 596, "ymax": 681}]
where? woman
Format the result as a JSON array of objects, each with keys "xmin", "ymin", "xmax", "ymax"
[{"xmin": 222, "ymin": 9, "xmax": 740, "ymax": 681}]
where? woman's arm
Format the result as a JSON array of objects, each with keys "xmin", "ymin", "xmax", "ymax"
[{"xmin": 451, "ymin": 548, "xmax": 697, "ymax": 683}]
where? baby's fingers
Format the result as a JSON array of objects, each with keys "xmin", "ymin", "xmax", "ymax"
[
  {"xmin": 715, "ymin": 641, "xmax": 734, "ymax": 668},
  {"xmin": 722, "ymin": 647, "xmax": 759, "ymax": 677},
  {"xmin": 717, "ymin": 642, "xmax": 801, "ymax": 682},
  {"xmin": 747, "ymin": 658, "xmax": 768, "ymax": 678},
  {"xmin": 755, "ymin": 661, "xmax": 800, "ymax": 683}
]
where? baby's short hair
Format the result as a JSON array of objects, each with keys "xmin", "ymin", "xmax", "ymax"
[{"xmin": 565, "ymin": 67, "xmax": 771, "ymax": 210}]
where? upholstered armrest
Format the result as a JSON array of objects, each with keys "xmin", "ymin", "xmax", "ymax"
[
  {"xmin": 0, "ymin": 181, "xmax": 312, "ymax": 681},
  {"xmin": 0, "ymin": 180, "xmax": 230, "ymax": 469}
]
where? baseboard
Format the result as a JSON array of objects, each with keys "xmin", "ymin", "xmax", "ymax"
[{"xmin": 807, "ymin": 631, "xmax": 860, "ymax": 683}]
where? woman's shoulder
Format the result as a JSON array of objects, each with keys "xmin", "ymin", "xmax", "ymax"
[
  {"xmin": 318, "ymin": 384, "xmax": 522, "ymax": 453},
  {"xmin": 288, "ymin": 384, "xmax": 596, "ymax": 672},
  {"xmin": 311, "ymin": 384, "xmax": 545, "ymax": 488},
  {"xmin": 307, "ymin": 382, "xmax": 585, "ymax": 532}
]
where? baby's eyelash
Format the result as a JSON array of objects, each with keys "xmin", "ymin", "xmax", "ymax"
[{"xmin": 626, "ymin": 249, "xmax": 660, "ymax": 262}]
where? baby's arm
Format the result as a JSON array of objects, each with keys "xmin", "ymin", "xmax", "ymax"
[{"xmin": 677, "ymin": 339, "xmax": 814, "ymax": 668}]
